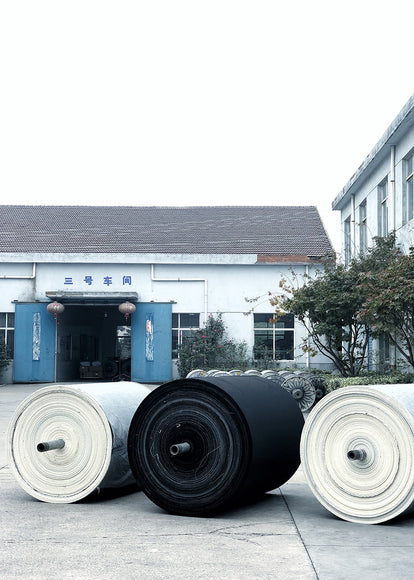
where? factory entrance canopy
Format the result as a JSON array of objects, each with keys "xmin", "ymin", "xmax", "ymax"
[{"xmin": 45, "ymin": 291, "xmax": 139, "ymax": 304}]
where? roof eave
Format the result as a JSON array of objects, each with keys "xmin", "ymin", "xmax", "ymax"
[{"xmin": 332, "ymin": 94, "xmax": 414, "ymax": 211}]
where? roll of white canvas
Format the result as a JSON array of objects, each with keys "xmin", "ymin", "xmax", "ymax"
[
  {"xmin": 300, "ymin": 384, "xmax": 414, "ymax": 524},
  {"xmin": 7, "ymin": 381, "xmax": 150, "ymax": 503}
]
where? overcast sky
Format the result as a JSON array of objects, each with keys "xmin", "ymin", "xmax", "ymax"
[{"xmin": 1, "ymin": 1, "xmax": 413, "ymax": 254}]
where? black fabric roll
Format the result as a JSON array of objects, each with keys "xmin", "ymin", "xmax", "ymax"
[{"xmin": 127, "ymin": 375, "xmax": 304, "ymax": 516}]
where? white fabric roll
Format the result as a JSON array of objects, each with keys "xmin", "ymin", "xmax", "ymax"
[
  {"xmin": 300, "ymin": 384, "xmax": 414, "ymax": 524},
  {"xmin": 7, "ymin": 381, "xmax": 150, "ymax": 503}
]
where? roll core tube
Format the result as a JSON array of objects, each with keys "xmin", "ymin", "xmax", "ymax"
[
  {"xmin": 37, "ymin": 439, "xmax": 66, "ymax": 452},
  {"xmin": 300, "ymin": 384, "xmax": 414, "ymax": 524},
  {"xmin": 128, "ymin": 376, "xmax": 304, "ymax": 516},
  {"xmin": 8, "ymin": 382, "xmax": 150, "ymax": 503}
]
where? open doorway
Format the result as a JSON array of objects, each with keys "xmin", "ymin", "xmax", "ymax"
[{"xmin": 55, "ymin": 304, "xmax": 131, "ymax": 382}]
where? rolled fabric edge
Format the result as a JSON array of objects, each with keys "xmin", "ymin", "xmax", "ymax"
[
  {"xmin": 300, "ymin": 384, "xmax": 414, "ymax": 524},
  {"xmin": 7, "ymin": 382, "xmax": 149, "ymax": 503}
]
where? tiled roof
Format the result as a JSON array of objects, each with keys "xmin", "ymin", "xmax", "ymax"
[{"xmin": 0, "ymin": 205, "xmax": 333, "ymax": 258}]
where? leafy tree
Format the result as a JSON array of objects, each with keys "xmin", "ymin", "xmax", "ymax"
[
  {"xmin": 270, "ymin": 261, "xmax": 370, "ymax": 376},
  {"xmin": 358, "ymin": 238, "xmax": 414, "ymax": 368},
  {"xmin": 268, "ymin": 234, "xmax": 405, "ymax": 377},
  {"xmin": 176, "ymin": 313, "xmax": 249, "ymax": 377}
]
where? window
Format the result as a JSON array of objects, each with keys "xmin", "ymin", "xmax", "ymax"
[
  {"xmin": 403, "ymin": 152, "xmax": 414, "ymax": 225},
  {"xmin": 359, "ymin": 200, "xmax": 367, "ymax": 254},
  {"xmin": 344, "ymin": 216, "xmax": 351, "ymax": 265},
  {"xmin": 172, "ymin": 313, "xmax": 200, "ymax": 358},
  {"xmin": 253, "ymin": 313, "xmax": 294, "ymax": 360},
  {"xmin": 377, "ymin": 178, "xmax": 388, "ymax": 237},
  {"xmin": 0, "ymin": 312, "xmax": 15, "ymax": 358}
]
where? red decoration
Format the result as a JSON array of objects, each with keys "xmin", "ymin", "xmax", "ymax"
[
  {"xmin": 118, "ymin": 301, "xmax": 136, "ymax": 321},
  {"xmin": 47, "ymin": 301, "xmax": 65, "ymax": 320}
]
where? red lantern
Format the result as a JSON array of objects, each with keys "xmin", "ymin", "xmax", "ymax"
[
  {"xmin": 118, "ymin": 301, "xmax": 136, "ymax": 321},
  {"xmin": 47, "ymin": 301, "xmax": 65, "ymax": 320}
]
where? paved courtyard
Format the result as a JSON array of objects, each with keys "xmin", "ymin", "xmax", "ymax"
[{"xmin": 1, "ymin": 383, "xmax": 414, "ymax": 579}]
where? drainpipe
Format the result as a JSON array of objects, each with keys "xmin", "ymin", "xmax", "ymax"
[
  {"xmin": 150, "ymin": 265, "xmax": 208, "ymax": 324},
  {"xmin": 390, "ymin": 145, "xmax": 396, "ymax": 233},
  {"xmin": 0, "ymin": 263, "xmax": 36, "ymax": 279}
]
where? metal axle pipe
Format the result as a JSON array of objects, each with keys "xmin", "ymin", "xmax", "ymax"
[
  {"xmin": 169, "ymin": 442, "xmax": 192, "ymax": 456},
  {"xmin": 37, "ymin": 439, "xmax": 65, "ymax": 453},
  {"xmin": 347, "ymin": 449, "xmax": 366, "ymax": 461}
]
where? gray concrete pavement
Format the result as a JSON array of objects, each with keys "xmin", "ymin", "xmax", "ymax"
[{"xmin": 1, "ymin": 383, "xmax": 414, "ymax": 579}]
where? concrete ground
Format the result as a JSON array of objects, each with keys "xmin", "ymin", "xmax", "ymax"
[{"xmin": 1, "ymin": 383, "xmax": 414, "ymax": 580}]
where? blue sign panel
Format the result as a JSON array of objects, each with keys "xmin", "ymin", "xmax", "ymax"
[
  {"xmin": 14, "ymin": 303, "xmax": 56, "ymax": 383},
  {"xmin": 131, "ymin": 303, "xmax": 172, "ymax": 383}
]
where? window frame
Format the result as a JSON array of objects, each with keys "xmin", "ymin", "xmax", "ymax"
[
  {"xmin": 172, "ymin": 313, "xmax": 200, "ymax": 359},
  {"xmin": 0, "ymin": 312, "xmax": 15, "ymax": 359},
  {"xmin": 344, "ymin": 216, "xmax": 351, "ymax": 265},
  {"xmin": 253, "ymin": 312, "xmax": 295, "ymax": 361},
  {"xmin": 403, "ymin": 151, "xmax": 414, "ymax": 225},
  {"xmin": 359, "ymin": 199, "xmax": 367, "ymax": 254},
  {"xmin": 377, "ymin": 178, "xmax": 388, "ymax": 237}
]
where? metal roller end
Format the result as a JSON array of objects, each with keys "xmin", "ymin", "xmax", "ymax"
[
  {"xmin": 347, "ymin": 449, "xmax": 366, "ymax": 461},
  {"xmin": 37, "ymin": 439, "xmax": 65, "ymax": 453},
  {"xmin": 169, "ymin": 442, "xmax": 191, "ymax": 456}
]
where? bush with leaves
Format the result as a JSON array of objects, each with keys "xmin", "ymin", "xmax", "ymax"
[
  {"xmin": 176, "ymin": 313, "xmax": 249, "ymax": 377},
  {"xmin": 358, "ymin": 236, "xmax": 414, "ymax": 369},
  {"xmin": 0, "ymin": 338, "xmax": 11, "ymax": 371},
  {"xmin": 268, "ymin": 235, "xmax": 407, "ymax": 377},
  {"xmin": 269, "ymin": 261, "xmax": 370, "ymax": 377}
]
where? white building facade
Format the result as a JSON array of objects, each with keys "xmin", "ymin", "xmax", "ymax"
[
  {"xmin": 0, "ymin": 206, "xmax": 333, "ymax": 383},
  {"xmin": 332, "ymin": 93, "xmax": 414, "ymax": 369},
  {"xmin": 333, "ymin": 94, "xmax": 414, "ymax": 261}
]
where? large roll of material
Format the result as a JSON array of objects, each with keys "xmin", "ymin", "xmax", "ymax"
[
  {"xmin": 128, "ymin": 375, "xmax": 304, "ymax": 516},
  {"xmin": 301, "ymin": 384, "xmax": 414, "ymax": 524},
  {"xmin": 8, "ymin": 381, "xmax": 150, "ymax": 503}
]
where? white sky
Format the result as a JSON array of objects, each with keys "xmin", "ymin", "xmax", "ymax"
[{"xmin": 1, "ymin": 1, "xmax": 413, "ymax": 253}]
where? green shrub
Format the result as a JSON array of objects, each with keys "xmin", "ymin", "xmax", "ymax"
[
  {"xmin": 0, "ymin": 338, "xmax": 11, "ymax": 371},
  {"xmin": 176, "ymin": 313, "xmax": 250, "ymax": 377},
  {"xmin": 324, "ymin": 372, "xmax": 414, "ymax": 393}
]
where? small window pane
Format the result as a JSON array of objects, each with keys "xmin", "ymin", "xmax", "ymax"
[
  {"xmin": 172, "ymin": 330, "xmax": 179, "ymax": 356},
  {"xmin": 409, "ymin": 177, "xmax": 414, "ymax": 221},
  {"xmin": 275, "ymin": 314, "xmax": 294, "ymax": 328},
  {"xmin": 7, "ymin": 329, "xmax": 14, "ymax": 358},
  {"xmin": 180, "ymin": 313, "xmax": 199, "ymax": 327},
  {"xmin": 8, "ymin": 313, "xmax": 15, "ymax": 327},
  {"xmin": 254, "ymin": 314, "xmax": 273, "ymax": 327},
  {"xmin": 407, "ymin": 156, "xmax": 413, "ymax": 176},
  {"xmin": 172, "ymin": 314, "xmax": 179, "ymax": 327},
  {"xmin": 0, "ymin": 314, "xmax": 6, "ymax": 327}
]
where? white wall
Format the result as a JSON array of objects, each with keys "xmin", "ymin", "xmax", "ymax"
[{"xmin": 0, "ymin": 257, "xmax": 332, "ymax": 371}]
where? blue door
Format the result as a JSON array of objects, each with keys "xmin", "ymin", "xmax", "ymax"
[
  {"xmin": 131, "ymin": 303, "xmax": 172, "ymax": 383},
  {"xmin": 13, "ymin": 303, "xmax": 56, "ymax": 383}
]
